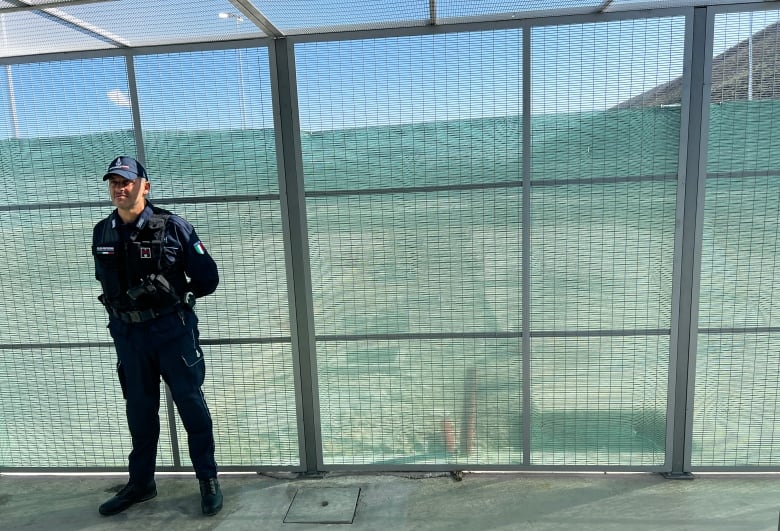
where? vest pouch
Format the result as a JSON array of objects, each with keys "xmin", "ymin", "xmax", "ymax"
[
  {"xmin": 129, "ymin": 240, "xmax": 163, "ymax": 277},
  {"xmin": 127, "ymin": 273, "xmax": 181, "ymax": 308},
  {"xmin": 126, "ymin": 240, "xmax": 168, "ymax": 307}
]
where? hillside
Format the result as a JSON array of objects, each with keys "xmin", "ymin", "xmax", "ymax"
[{"xmin": 616, "ymin": 21, "xmax": 780, "ymax": 108}]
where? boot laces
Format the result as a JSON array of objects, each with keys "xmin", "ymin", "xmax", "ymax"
[{"xmin": 201, "ymin": 478, "xmax": 219, "ymax": 495}]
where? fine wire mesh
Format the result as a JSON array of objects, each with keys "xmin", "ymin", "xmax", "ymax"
[
  {"xmin": 0, "ymin": 8, "xmax": 114, "ymax": 58},
  {"xmin": 53, "ymin": 0, "xmax": 268, "ymax": 45},
  {"xmin": 0, "ymin": 56, "xmax": 134, "ymax": 151},
  {"xmin": 0, "ymin": 0, "xmax": 268, "ymax": 55},
  {"xmin": 253, "ymin": 0, "xmax": 430, "ymax": 33},
  {"xmin": 170, "ymin": 202, "xmax": 299, "ymax": 465},
  {"xmin": 0, "ymin": 345, "xmax": 178, "ymax": 468},
  {"xmin": 297, "ymin": 31, "xmax": 524, "ymax": 465},
  {"xmin": 134, "ymin": 49, "xmax": 278, "ymax": 197},
  {"xmin": 529, "ymin": 17, "xmax": 682, "ymax": 465},
  {"xmin": 316, "ymin": 339, "xmax": 523, "ymax": 465},
  {"xmin": 133, "ymin": 47, "xmax": 299, "ymax": 467},
  {"xmin": 3, "ymin": 7, "xmax": 780, "ymax": 474},
  {"xmin": 439, "ymin": 0, "xmax": 604, "ymax": 19},
  {"xmin": 694, "ymin": 10, "xmax": 780, "ymax": 468},
  {"xmin": 0, "ymin": 47, "xmax": 299, "ymax": 469},
  {"xmin": 694, "ymin": 334, "xmax": 780, "ymax": 467},
  {"xmin": 0, "ymin": 68, "xmax": 9, "ymax": 135},
  {"xmin": 0, "ymin": 57, "xmax": 141, "ymax": 469},
  {"xmin": 0, "ymin": 1, "xmax": 761, "ymax": 61},
  {"xmin": 308, "ymin": 191, "xmax": 522, "ymax": 337},
  {"xmin": 609, "ymin": 0, "xmax": 700, "ymax": 8},
  {"xmin": 0, "ymin": 206, "xmax": 120, "ymax": 345},
  {"xmin": 174, "ymin": 343, "xmax": 300, "ymax": 467},
  {"xmin": 531, "ymin": 337, "xmax": 669, "ymax": 466}
]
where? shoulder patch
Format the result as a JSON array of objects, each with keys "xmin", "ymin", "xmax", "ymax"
[{"xmin": 193, "ymin": 241, "xmax": 206, "ymax": 255}]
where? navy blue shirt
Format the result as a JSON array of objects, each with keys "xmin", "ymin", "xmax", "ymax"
[{"xmin": 94, "ymin": 202, "xmax": 219, "ymax": 302}]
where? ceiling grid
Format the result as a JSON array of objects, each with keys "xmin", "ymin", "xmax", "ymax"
[{"xmin": 0, "ymin": 0, "xmax": 763, "ymax": 58}]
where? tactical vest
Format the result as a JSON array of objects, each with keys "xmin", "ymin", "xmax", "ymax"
[{"xmin": 93, "ymin": 206, "xmax": 184, "ymax": 314}]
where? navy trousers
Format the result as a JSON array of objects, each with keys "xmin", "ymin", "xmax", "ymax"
[{"xmin": 108, "ymin": 309, "xmax": 217, "ymax": 484}]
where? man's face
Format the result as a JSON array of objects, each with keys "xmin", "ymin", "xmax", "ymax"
[{"xmin": 108, "ymin": 175, "xmax": 149, "ymax": 211}]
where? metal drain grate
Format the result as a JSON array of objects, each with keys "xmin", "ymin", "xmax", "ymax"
[{"xmin": 283, "ymin": 487, "xmax": 361, "ymax": 524}]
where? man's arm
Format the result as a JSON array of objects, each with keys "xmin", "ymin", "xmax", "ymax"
[{"xmin": 168, "ymin": 216, "xmax": 219, "ymax": 298}]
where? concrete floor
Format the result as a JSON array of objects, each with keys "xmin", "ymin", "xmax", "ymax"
[{"xmin": 0, "ymin": 471, "xmax": 778, "ymax": 530}]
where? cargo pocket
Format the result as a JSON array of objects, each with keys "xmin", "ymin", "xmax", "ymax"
[
  {"xmin": 181, "ymin": 346, "xmax": 204, "ymax": 367},
  {"xmin": 181, "ymin": 345, "xmax": 206, "ymax": 388}
]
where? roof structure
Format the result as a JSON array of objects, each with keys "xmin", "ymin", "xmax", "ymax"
[{"xmin": 0, "ymin": 0, "xmax": 749, "ymax": 60}]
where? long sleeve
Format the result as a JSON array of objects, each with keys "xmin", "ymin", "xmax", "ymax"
[{"xmin": 167, "ymin": 216, "xmax": 219, "ymax": 298}]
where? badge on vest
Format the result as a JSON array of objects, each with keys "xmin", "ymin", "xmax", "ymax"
[
  {"xmin": 96, "ymin": 246, "xmax": 115, "ymax": 255},
  {"xmin": 140, "ymin": 247, "xmax": 152, "ymax": 259}
]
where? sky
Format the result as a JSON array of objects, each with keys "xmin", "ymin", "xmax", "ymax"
[{"xmin": 0, "ymin": 9, "xmax": 778, "ymax": 139}]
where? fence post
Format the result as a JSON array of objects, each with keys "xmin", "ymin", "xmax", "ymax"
[
  {"xmin": 270, "ymin": 38, "xmax": 322, "ymax": 474},
  {"xmin": 666, "ymin": 6, "xmax": 712, "ymax": 479}
]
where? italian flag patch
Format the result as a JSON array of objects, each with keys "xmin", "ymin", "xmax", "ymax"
[{"xmin": 193, "ymin": 241, "xmax": 206, "ymax": 255}]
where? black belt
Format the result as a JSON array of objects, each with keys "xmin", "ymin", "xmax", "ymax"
[{"xmin": 107, "ymin": 304, "xmax": 181, "ymax": 324}]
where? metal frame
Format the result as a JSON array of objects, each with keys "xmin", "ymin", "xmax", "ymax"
[
  {"xmin": 664, "ymin": 6, "xmax": 712, "ymax": 478},
  {"xmin": 270, "ymin": 37, "xmax": 321, "ymax": 474},
  {"xmin": 2, "ymin": 0, "xmax": 129, "ymax": 48},
  {"xmin": 293, "ymin": 8, "xmax": 691, "ymax": 474},
  {"xmin": 2, "ymin": 2, "xmax": 780, "ymax": 474},
  {"xmin": 686, "ymin": 0, "xmax": 780, "ymax": 474},
  {"xmin": 521, "ymin": 26, "xmax": 532, "ymax": 467}
]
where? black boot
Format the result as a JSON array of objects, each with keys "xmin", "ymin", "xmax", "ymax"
[
  {"xmin": 99, "ymin": 480, "xmax": 157, "ymax": 516},
  {"xmin": 199, "ymin": 477, "xmax": 223, "ymax": 516}
]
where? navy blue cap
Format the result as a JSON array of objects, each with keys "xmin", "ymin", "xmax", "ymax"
[{"xmin": 102, "ymin": 156, "xmax": 148, "ymax": 181}]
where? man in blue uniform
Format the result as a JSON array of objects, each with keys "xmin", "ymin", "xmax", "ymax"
[{"xmin": 92, "ymin": 156, "xmax": 223, "ymax": 517}]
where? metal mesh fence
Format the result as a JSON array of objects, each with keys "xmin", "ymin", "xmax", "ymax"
[
  {"xmin": 297, "ymin": 19, "xmax": 681, "ymax": 467},
  {"xmin": 298, "ymin": 31, "xmax": 524, "ymax": 466},
  {"xmin": 0, "ymin": 48, "xmax": 300, "ymax": 470},
  {"xmin": 529, "ymin": 18, "xmax": 680, "ymax": 466},
  {"xmin": 1, "ymin": 7, "xmax": 780, "ymax": 473},
  {"xmin": 695, "ymin": 12, "xmax": 780, "ymax": 465}
]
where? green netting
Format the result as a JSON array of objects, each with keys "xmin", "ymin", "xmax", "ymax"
[
  {"xmin": 0, "ymin": 346, "xmax": 141, "ymax": 468},
  {"xmin": 530, "ymin": 179, "xmax": 677, "ymax": 332},
  {"xmin": 694, "ymin": 94, "xmax": 780, "ymax": 466},
  {"xmin": 298, "ymin": 21, "xmax": 679, "ymax": 466},
  {"xmin": 307, "ymin": 190, "xmax": 523, "ymax": 337},
  {"xmin": 708, "ymin": 100, "xmax": 780, "ymax": 174},
  {"xmin": 5, "ymin": 11, "xmax": 780, "ymax": 473},
  {"xmin": 316, "ymin": 338, "xmax": 523, "ymax": 465},
  {"xmin": 530, "ymin": 108, "xmax": 681, "ymax": 181},
  {"xmin": 693, "ymin": 334, "xmax": 780, "ymax": 467},
  {"xmin": 0, "ymin": 49, "xmax": 299, "ymax": 470},
  {"xmin": 531, "ymin": 336, "xmax": 669, "ymax": 466}
]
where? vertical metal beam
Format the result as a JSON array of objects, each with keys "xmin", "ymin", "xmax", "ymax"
[
  {"xmin": 269, "ymin": 38, "xmax": 321, "ymax": 474},
  {"xmin": 164, "ymin": 386, "xmax": 182, "ymax": 468},
  {"xmin": 5, "ymin": 64, "xmax": 19, "ymax": 138},
  {"xmin": 126, "ymin": 53, "xmax": 183, "ymax": 466},
  {"xmin": 666, "ymin": 6, "xmax": 711, "ymax": 478},
  {"xmin": 124, "ymin": 54, "xmax": 146, "ymax": 164},
  {"xmin": 1, "ymin": 14, "xmax": 20, "ymax": 138},
  {"xmin": 521, "ymin": 26, "xmax": 532, "ymax": 466}
]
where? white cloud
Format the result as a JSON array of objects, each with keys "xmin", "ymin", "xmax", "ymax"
[{"xmin": 107, "ymin": 89, "xmax": 131, "ymax": 107}]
